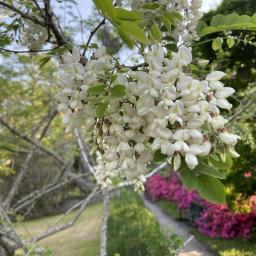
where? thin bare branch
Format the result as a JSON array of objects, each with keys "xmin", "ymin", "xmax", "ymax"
[
  {"xmin": 0, "ymin": 1, "xmax": 44, "ymax": 26},
  {"xmin": 0, "ymin": 202, "xmax": 23, "ymax": 248},
  {"xmin": 0, "ymin": 46, "xmax": 60, "ymax": 54},
  {"xmin": 43, "ymin": 0, "xmax": 67, "ymax": 46},
  {"xmin": 13, "ymin": 173, "xmax": 90, "ymax": 213},
  {"xmin": 100, "ymin": 192, "xmax": 109, "ymax": 256},
  {"xmin": 74, "ymin": 129, "xmax": 97, "ymax": 178},
  {"xmin": 29, "ymin": 186, "xmax": 99, "ymax": 243},
  {"xmin": 0, "ymin": 117, "xmax": 65, "ymax": 165},
  {"xmin": 82, "ymin": 18, "xmax": 106, "ymax": 56}
]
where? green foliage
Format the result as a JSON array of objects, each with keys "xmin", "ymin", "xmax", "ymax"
[
  {"xmin": 87, "ymin": 84, "xmax": 106, "ymax": 95},
  {"xmin": 179, "ymin": 168, "xmax": 197, "ymax": 191},
  {"xmin": 212, "ymin": 37, "xmax": 223, "ymax": 51},
  {"xmin": 179, "ymin": 160, "xmax": 226, "ymax": 202},
  {"xmin": 153, "ymin": 149, "xmax": 167, "ymax": 162},
  {"xmin": 110, "ymin": 84, "xmax": 126, "ymax": 98},
  {"xmin": 197, "ymin": 12, "xmax": 256, "ymax": 36},
  {"xmin": 96, "ymin": 102, "xmax": 108, "ymax": 118},
  {"xmin": 107, "ymin": 190, "xmax": 182, "ymax": 256},
  {"xmin": 197, "ymin": 174, "xmax": 226, "ymax": 204},
  {"xmin": 92, "ymin": 0, "xmax": 182, "ymax": 48},
  {"xmin": 191, "ymin": 228, "xmax": 256, "ymax": 256}
]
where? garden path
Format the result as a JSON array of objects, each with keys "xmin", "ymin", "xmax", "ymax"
[{"xmin": 141, "ymin": 194, "xmax": 215, "ymax": 256}]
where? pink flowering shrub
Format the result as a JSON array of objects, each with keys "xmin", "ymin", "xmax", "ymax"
[
  {"xmin": 196, "ymin": 203, "xmax": 256, "ymax": 239},
  {"xmin": 145, "ymin": 173, "xmax": 256, "ymax": 240},
  {"xmin": 145, "ymin": 173, "xmax": 198, "ymax": 209}
]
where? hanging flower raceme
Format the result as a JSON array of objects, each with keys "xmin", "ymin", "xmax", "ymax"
[{"xmin": 56, "ymin": 44, "xmax": 239, "ymax": 190}]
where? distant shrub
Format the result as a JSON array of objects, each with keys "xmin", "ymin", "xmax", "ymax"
[
  {"xmin": 107, "ymin": 190, "xmax": 183, "ymax": 256},
  {"xmin": 146, "ymin": 173, "xmax": 256, "ymax": 240}
]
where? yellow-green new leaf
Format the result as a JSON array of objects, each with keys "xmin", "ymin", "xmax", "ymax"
[
  {"xmin": 150, "ymin": 22, "xmax": 162, "ymax": 42},
  {"xmin": 227, "ymin": 37, "xmax": 235, "ymax": 48},
  {"xmin": 120, "ymin": 21, "xmax": 148, "ymax": 44},
  {"xmin": 212, "ymin": 37, "xmax": 223, "ymax": 51},
  {"xmin": 115, "ymin": 8, "xmax": 141, "ymax": 20}
]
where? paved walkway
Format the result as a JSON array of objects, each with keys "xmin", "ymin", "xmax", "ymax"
[{"xmin": 141, "ymin": 194, "xmax": 215, "ymax": 256}]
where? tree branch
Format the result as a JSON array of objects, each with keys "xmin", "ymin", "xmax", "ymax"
[
  {"xmin": 0, "ymin": 1, "xmax": 44, "ymax": 26},
  {"xmin": 12, "ymin": 173, "xmax": 90, "ymax": 213},
  {"xmin": 74, "ymin": 129, "xmax": 97, "ymax": 179},
  {"xmin": 43, "ymin": 0, "xmax": 67, "ymax": 46},
  {"xmin": 82, "ymin": 18, "xmax": 106, "ymax": 56},
  {"xmin": 0, "ymin": 46, "xmax": 60, "ymax": 54},
  {"xmin": 29, "ymin": 186, "xmax": 99, "ymax": 243},
  {"xmin": 0, "ymin": 117, "xmax": 65, "ymax": 165},
  {"xmin": 100, "ymin": 192, "xmax": 109, "ymax": 256}
]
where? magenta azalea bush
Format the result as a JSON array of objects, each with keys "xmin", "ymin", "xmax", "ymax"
[{"xmin": 145, "ymin": 173, "xmax": 256, "ymax": 240}]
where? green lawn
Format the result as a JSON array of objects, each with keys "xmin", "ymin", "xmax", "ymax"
[
  {"xmin": 15, "ymin": 203, "xmax": 102, "ymax": 256},
  {"xmin": 156, "ymin": 200, "xmax": 256, "ymax": 256}
]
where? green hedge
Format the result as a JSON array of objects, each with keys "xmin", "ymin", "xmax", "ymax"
[{"xmin": 107, "ymin": 190, "xmax": 182, "ymax": 256}]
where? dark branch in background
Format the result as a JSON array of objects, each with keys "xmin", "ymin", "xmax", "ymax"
[
  {"xmin": 12, "ymin": 173, "xmax": 90, "ymax": 213},
  {"xmin": 82, "ymin": 18, "xmax": 106, "ymax": 56},
  {"xmin": 32, "ymin": 0, "xmax": 44, "ymax": 17},
  {"xmin": 0, "ymin": 117, "xmax": 65, "ymax": 165},
  {"xmin": 228, "ymin": 98, "xmax": 255, "ymax": 122},
  {"xmin": 29, "ymin": 187, "xmax": 99, "ymax": 243},
  {"xmin": 123, "ymin": 62, "xmax": 147, "ymax": 71},
  {"xmin": 0, "ymin": 202, "xmax": 23, "ymax": 249},
  {"xmin": 0, "ymin": 1, "xmax": 44, "ymax": 26},
  {"xmin": 43, "ymin": 0, "xmax": 67, "ymax": 46},
  {"xmin": 0, "ymin": 46, "xmax": 60, "ymax": 54},
  {"xmin": 3, "ymin": 110, "xmax": 59, "ymax": 209}
]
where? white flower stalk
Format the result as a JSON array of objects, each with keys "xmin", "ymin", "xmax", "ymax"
[{"xmin": 56, "ymin": 44, "xmax": 239, "ymax": 191}]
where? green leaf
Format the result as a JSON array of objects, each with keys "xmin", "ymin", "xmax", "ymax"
[
  {"xmin": 252, "ymin": 13, "xmax": 256, "ymax": 23},
  {"xmin": 120, "ymin": 21, "xmax": 148, "ymax": 44},
  {"xmin": 226, "ymin": 37, "xmax": 235, "ymax": 48},
  {"xmin": 117, "ymin": 27, "xmax": 134, "ymax": 48},
  {"xmin": 96, "ymin": 102, "xmax": 108, "ymax": 118},
  {"xmin": 110, "ymin": 84, "xmax": 126, "ymax": 98},
  {"xmin": 196, "ymin": 20, "xmax": 207, "ymax": 34},
  {"xmin": 196, "ymin": 161, "xmax": 226, "ymax": 179},
  {"xmin": 142, "ymin": 2, "xmax": 161, "ymax": 10},
  {"xmin": 210, "ymin": 14, "xmax": 225, "ymax": 27},
  {"xmin": 208, "ymin": 155, "xmax": 233, "ymax": 171},
  {"xmin": 161, "ymin": 16, "xmax": 172, "ymax": 33},
  {"xmin": 87, "ymin": 85, "xmax": 106, "ymax": 95},
  {"xmin": 115, "ymin": 8, "xmax": 141, "ymax": 20},
  {"xmin": 153, "ymin": 150, "xmax": 167, "ymax": 162},
  {"xmin": 93, "ymin": 0, "xmax": 116, "ymax": 20},
  {"xmin": 224, "ymin": 13, "xmax": 240, "ymax": 25},
  {"xmin": 179, "ymin": 168, "xmax": 198, "ymax": 191},
  {"xmin": 197, "ymin": 174, "xmax": 226, "ymax": 204},
  {"xmin": 212, "ymin": 37, "xmax": 223, "ymax": 51},
  {"xmin": 164, "ymin": 11, "xmax": 183, "ymax": 26},
  {"xmin": 39, "ymin": 56, "xmax": 51, "ymax": 68},
  {"xmin": 239, "ymin": 15, "xmax": 251, "ymax": 23},
  {"xmin": 150, "ymin": 22, "xmax": 162, "ymax": 42}
]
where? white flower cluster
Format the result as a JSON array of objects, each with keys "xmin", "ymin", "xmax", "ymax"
[
  {"xmin": 170, "ymin": 0, "xmax": 203, "ymax": 42},
  {"xmin": 56, "ymin": 44, "xmax": 240, "ymax": 190},
  {"xmin": 21, "ymin": 21, "xmax": 48, "ymax": 51},
  {"xmin": 131, "ymin": 0, "xmax": 202, "ymax": 42}
]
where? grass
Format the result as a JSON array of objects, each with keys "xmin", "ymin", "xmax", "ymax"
[
  {"xmin": 191, "ymin": 228, "xmax": 256, "ymax": 256},
  {"xmin": 156, "ymin": 199, "xmax": 256, "ymax": 256},
  {"xmin": 156, "ymin": 200, "xmax": 182, "ymax": 220},
  {"xmin": 15, "ymin": 203, "xmax": 102, "ymax": 256}
]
